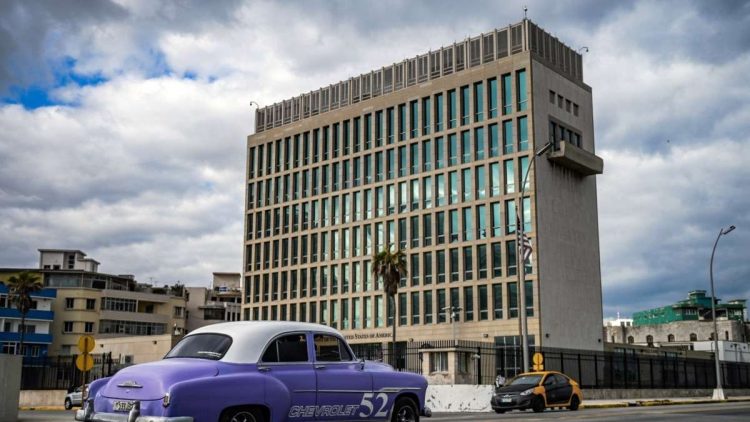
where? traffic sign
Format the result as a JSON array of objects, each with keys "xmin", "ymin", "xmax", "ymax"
[
  {"xmin": 532, "ymin": 352, "xmax": 544, "ymax": 371},
  {"xmin": 77, "ymin": 335, "xmax": 95, "ymax": 354},
  {"xmin": 76, "ymin": 354, "xmax": 94, "ymax": 372}
]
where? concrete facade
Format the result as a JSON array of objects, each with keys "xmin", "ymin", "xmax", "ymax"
[
  {"xmin": 94, "ymin": 333, "xmax": 179, "ymax": 364},
  {"xmin": 0, "ymin": 353, "xmax": 21, "ymax": 422},
  {"xmin": 243, "ymin": 20, "xmax": 603, "ymax": 351}
]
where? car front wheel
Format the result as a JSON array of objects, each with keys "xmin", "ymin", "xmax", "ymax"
[
  {"xmin": 220, "ymin": 407, "xmax": 265, "ymax": 422},
  {"xmin": 64, "ymin": 398, "xmax": 72, "ymax": 410},
  {"xmin": 531, "ymin": 396, "xmax": 545, "ymax": 413},
  {"xmin": 391, "ymin": 397, "xmax": 419, "ymax": 422}
]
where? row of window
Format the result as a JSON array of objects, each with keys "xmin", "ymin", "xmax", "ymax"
[
  {"xmin": 549, "ymin": 90, "xmax": 580, "ymax": 116},
  {"xmin": 257, "ymin": 25, "xmax": 530, "ymax": 131},
  {"xmin": 64, "ymin": 297, "xmax": 97, "ymax": 310},
  {"xmin": 247, "ymin": 244, "xmax": 534, "ymax": 303},
  {"xmin": 99, "ymin": 320, "xmax": 166, "ymax": 335},
  {"xmin": 247, "ymin": 163, "xmax": 533, "ymax": 247},
  {"xmin": 250, "ymin": 71, "xmax": 528, "ymax": 178},
  {"xmin": 62, "ymin": 320, "xmax": 95, "ymax": 334},
  {"xmin": 246, "ymin": 202, "xmax": 532, "ymax": 272},
  {"xmin": 247, "ymin": 281, "xmax": 534, "ymax": 330},
  {"xmin": 248, "ymin": 120, "xmax": 530, "ymax": 211}
]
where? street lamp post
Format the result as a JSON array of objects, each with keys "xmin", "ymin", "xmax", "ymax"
[
  {"xmin": 443, "ymin": 306, "xmax": 463, "ymax": 346},
  {"xmin": 709, "ymin": 225, "xmax": 735, "ymax": 400},
  {"xmin": 517, "ymin": 142, "xmax": 553, "ymax": 373}
]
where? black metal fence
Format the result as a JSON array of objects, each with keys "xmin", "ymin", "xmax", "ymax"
[
  {"xmin": 351, "ymin": 341, "xmax": 750, "ymax": 389},
  {"xmin": 21, "ymin": 353, "xmax": 130, "ymax": 390}
]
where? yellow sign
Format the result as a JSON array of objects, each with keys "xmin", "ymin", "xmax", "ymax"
[
  {"xmin": 532, "ymin": 352, "xmax": 544, "ymax": 371},
  {"xmin": 77, "ymin": 335, "xmax": 95, "ymax": 354},
  {"xmin": 76, "ymin": 354, "xmax": 94, "ymax": 372}
]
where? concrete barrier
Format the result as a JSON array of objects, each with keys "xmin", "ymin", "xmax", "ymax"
[
  {"xmin": 1, "ymin": 354, "xmax": 22, "ymax": 422},
  {"xmin": 425, "ymin": 385, "xmax": 494, "ymax": 412},
  {"xmin": 18, "ymin": 390, "xmax": 67, "ymax": 408}
]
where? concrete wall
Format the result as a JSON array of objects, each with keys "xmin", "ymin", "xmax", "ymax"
[
  {"xmin": 0, "ymin": 354, "xmax": 22, "ymax": 422},
  {"xmin": 532, "ymin": 58, "xmax": 604, "ymax": 351},
  {"xmin": 18, "ymin": 390, "xmax": 67, "ymax": 408}
]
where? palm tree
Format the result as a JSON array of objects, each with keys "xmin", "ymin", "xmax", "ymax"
[
  {"xmin": 5, "ymin": 271, "xmax": 44, "ymax": 356},
  {"xmin": 371, "ymin": 247, "xmax": 407, "ymax": 368}
]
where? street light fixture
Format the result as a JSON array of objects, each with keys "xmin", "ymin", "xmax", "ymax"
[
  {"xmin": 709, "ymin": 224, "xmax": 735, "ymax": 400},
  {"xmin": 517, "ymin": 141, "xmax": 553, "ymax": 373}
]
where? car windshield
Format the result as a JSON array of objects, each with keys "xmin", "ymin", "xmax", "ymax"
[
  {"xmin": 508, "ymin": 375, "xmax": 542, "ymax": 386},
  {"xmin": 164, "ymin": 334, "xmax": 232, "ymax": 360}
]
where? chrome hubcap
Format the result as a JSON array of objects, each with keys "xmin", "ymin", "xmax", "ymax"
[{"xmin": 230, "ymin": 411, "xmax": 257, "ymax": 422}]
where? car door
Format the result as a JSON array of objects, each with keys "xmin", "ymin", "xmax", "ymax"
[
  {"xmin": 258, "ymin": 332, "xmax": 317, "ymax": 421},
  {"xmin": 554, "ymin": 374, "xmax": 573, "ymax": 404},
  {"xmin": 313, "ymin": 333, "xmax": 373, "ymax": 420},
  {"xmin": 542, "ymin": 375, "xmax": 558, "ymax": 404}
]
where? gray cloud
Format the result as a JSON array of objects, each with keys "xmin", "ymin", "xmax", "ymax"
[{"xmin": 0, "ymin": 0, "xmax": 747, "ymax": 314}]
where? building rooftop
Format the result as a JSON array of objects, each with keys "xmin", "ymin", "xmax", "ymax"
[{"xmin": 253, "ymin": 19, "xmax": 583, "ymax": 133}]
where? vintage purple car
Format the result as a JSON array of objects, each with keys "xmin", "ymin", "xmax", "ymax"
[{"xmin": 76, "ymin": 321, "xmax": 430, "ymax": 422}]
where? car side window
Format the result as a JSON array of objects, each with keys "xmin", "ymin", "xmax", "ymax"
[
  {"xmin": 555, "ymin": 374, "xmax": 569, "ymax": 385},
  {"xmin": 543, "ymin": 375, "xmax": 555, "ymax": 386},
  {"xmin": 314, "ymin": 334, "xmax": 353, "ymax": 362},
  {"xmin": 261, "ymin": 333, "xmax": 309, "ymax": 363}
]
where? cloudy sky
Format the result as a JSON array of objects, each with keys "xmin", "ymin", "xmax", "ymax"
[{"xmin": 0, "ymin": 0, "xmax": 748, "ymax": 318}]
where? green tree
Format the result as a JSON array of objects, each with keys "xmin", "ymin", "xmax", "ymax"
[
  {"xmin": 5, "ymin": 271, "xmax": 43, "ymax": 356},
  {"xmin": 371, "ymin": 248, "xmax": 407, "ymax": 368}
]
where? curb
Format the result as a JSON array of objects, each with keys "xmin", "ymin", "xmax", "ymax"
[
  {"xmin": 19, "ymin": 406, "xmax": 68, "ymax": 411},
  {"xmin": 581, "ymin": 397, "xmax": 750, "ymax": 409}
]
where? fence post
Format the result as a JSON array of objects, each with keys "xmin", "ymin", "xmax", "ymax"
[
  {"xmin": 577, "ymin": 353, "xmax": 582, "ymax": 385},
  {"xmin": 649, "ymin": 358, "xmax": 654, "ymax": 389},
  {"xmin": 593, "ymin": 354, "xmax": 599, "ymax": 389},
  {"xmin": 636, "ymin": 356, "xmax": 641, "ymax": 389}
]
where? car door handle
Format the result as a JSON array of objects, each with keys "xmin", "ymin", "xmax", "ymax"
[
  {"xmin": 314, "ymin": 365, "xmax": 326, "ymax": 369},
  {"xmin": 258, "ymin": 366, "xmax": 271, "ymax": 372}
]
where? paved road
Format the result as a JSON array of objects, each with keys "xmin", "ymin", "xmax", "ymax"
[
  {"xmin": 17, "ymin": 401, "xmax": 750, "ymax": 421},
  {"xmin": 431, "ymin": 401, "xmax": 750, "ymax": 421}
]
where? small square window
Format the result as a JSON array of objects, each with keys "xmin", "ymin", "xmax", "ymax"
[
  {"xmin": 549, "ymin": 90, "xmax": 555, "ymax": 104},
  {"xmin": 557, "ymin": 95, "xmax": 563, "ymax": 108}
]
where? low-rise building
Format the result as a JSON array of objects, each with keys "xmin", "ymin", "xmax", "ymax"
[
  {"xmin": 186, "ymin": 272, "xmax": 242, "ymax": 333},
  {"xmin": 633, "ymin": 290, "xmax": 746, "ymax": 326},
  {"xmin": 0, "ymin": 269, "xmax": 57, "ymax": 357}
]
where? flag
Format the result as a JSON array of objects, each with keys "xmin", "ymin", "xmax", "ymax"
[{"xmin": 516, "ymin": 216, "xmax": 533, "ymax": 263}]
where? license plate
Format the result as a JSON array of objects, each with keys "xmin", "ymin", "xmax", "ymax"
[
  {"xmin": 501, "ymin": 398, "xmax": 512, "ymax": 403},
  {"xmin": 113, "ymin": 401, "xmax": 135, "ymax": 412}
]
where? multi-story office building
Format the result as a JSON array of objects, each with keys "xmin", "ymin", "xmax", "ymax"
[
  {"xmin": 36, "ymin": 250, "xmax": 187, "ymax": 355},
  {"xmin": 243, "ymin": 20, "xmax": 604, "ymax": 351},
  {"xmin": 0, "ymin": 269, "xmax": 56, "ymax": 357}
]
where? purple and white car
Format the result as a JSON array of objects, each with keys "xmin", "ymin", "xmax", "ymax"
[{"xmin": 76, "ymin": 321, "xmax": 430, "ymax": 422}]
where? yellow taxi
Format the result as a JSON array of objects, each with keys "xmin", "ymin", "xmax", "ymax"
[{"xmin": 490, "ymin": 371, "xmax": 583, "ymax": 413}]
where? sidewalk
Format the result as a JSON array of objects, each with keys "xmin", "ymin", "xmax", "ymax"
[{"xmin": 580, "ymin": 396, "xmax": 750, "ymax": 409}]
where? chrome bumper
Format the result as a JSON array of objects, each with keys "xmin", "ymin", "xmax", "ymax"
[
  {"xmin": 75, "ymin": 399, "xmax": 193, "ymax": 422},
  {"xmin": 421, "ymin": 406, "xmax": 432, "ymax": 417}
]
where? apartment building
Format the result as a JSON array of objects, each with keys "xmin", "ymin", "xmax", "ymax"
[
  {"xmin": 37, "ymin": 250, "xmax": 187, "ymax": 356},
  {"xmin": 243, "ymin": 19, "xmax": 604, "ymax": 351},
  {"xmin": 0, "ymin": 269, "xmax": 56, "ymax": 357},
  {"xmin": 185, "ymin": 272, "xmax": 242, "ymax": 332}
]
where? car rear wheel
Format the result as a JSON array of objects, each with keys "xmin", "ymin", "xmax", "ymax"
[
  {"xmin": 221, "ymin": 407, "xmax": 265, "ymax": 422},
  {"xmin": 531, "ymin": 396, "xmax": 545, "ymax": 413},
  {"xmin": 391, "ymin": 396, "xmax": 419, "ymax": 422},
  {"xmin": 64, "ymin": 398, "xmax": 72, "ymax": 410},
  {"xmin": 568, "ymin": 395, "xmax": 580, "ymax": 411}
]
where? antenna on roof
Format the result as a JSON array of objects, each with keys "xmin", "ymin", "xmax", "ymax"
[{"xmin": 523, "ymin": 5, "xmax": 528, "ymax": 19}]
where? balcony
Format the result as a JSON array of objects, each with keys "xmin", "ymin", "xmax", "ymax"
[
  {"xmin": 0, "ymin": 332, "xmax": 53, "ymax": 344},
  {"xmin": 0, "ymin": 308, "xmax": 55, "ymax": 321},
  {"xmin": 547, "ymin": 141, "xmax": 604, "ymax": 176}
]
